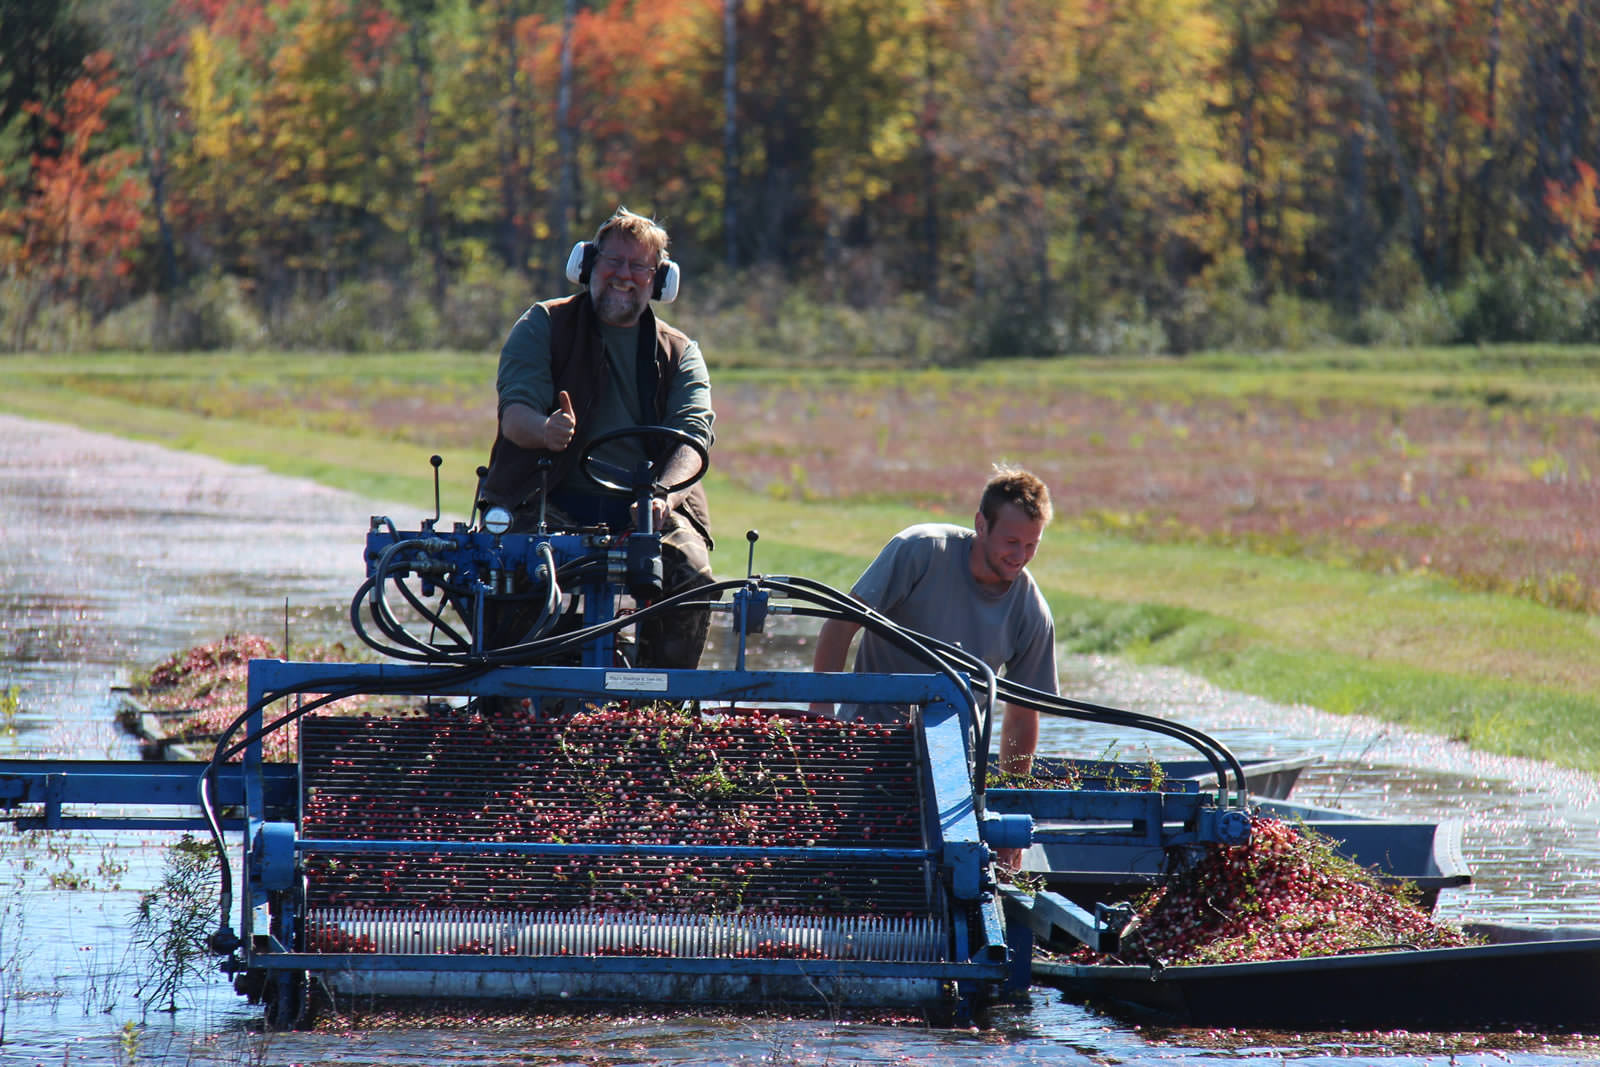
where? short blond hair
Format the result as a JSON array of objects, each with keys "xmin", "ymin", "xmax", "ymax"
[
  {"xmin": 594, "ymin": 206, "xmax": 669, "ymax": 265},
  {"xmin": 980, "ymin": 466, "xmax": 1052, "ymax": 525}
]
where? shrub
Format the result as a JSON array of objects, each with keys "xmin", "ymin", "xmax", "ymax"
[
  {"xmin": 439, "ymin": 269, "xmax": 539, "ymax": 353},
  {"xmin": 269, "ymin": 277, "xmax": 441, "ymax": 352},
  {"xmin": 1449, "ymin": 251, "xmax": 1593, "ymax": 343},
  {"xmin": 156, "ymin": 274, "xmax": 266, "ymax": 351},
  {"xmin": 966, "ymin": 294, "xmax": 1071, "ymax": 360},
  {"xmin": 1347, "ymin": 289, "xmax": 1457, "ymax": 347},
  {"xmin": 1075, "ymin": 298, "xmax": 1169, "ymax": 356},
  {"xmin": 1166, "ymin": 255, "xmax": 1339, "ymax": 354},
  {"xmin": 131, "ymin": 834, "xmax": 222, "ymax": 1012},
  {"xmin": 91, "ymin": 292, "xmax": 158, "ymax": 351},
  {"xmin": 0, "ymin": 276, "xmax": 98, "ymax": 352}
]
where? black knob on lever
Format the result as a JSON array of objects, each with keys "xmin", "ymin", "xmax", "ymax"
[
  {"xmin": 745, "ymin": 529, "xmax": 759, "ymax": 579},
  {"xmin": 471, "ymin": 465, "xmax": 489, "ymax": 527},
  {"xmin": 430, "ymin": 455, "xmax": 443, "ymax": 524}
]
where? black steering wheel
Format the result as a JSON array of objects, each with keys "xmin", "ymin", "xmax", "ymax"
[{"xmin": 578, "ymin": 425, "xmax": 709, "ymax": 497}]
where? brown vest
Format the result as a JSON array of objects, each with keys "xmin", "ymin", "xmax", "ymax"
[{"xmin": 480, "ymin": 292, "xmax": 712, "ymax": 547}]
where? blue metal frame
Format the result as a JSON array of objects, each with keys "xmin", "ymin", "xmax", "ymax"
[
  {"xmin": 0, "ymin": 759, "xmax": 296, "ymax": 830},
  {"xmin": 985, "ymin": 787, "xmax": 1251, "ymax": 851},
  {"xmin": 0, "ymin": 664, "xmax": 1257, "ymax": 1024}
]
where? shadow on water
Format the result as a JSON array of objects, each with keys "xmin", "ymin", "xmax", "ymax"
[{"xmin": 4, "ymin": 414, "xmax": 1600, "ymax": 1064}]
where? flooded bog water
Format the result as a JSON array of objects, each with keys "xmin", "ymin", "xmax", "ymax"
[{"xmin": 4, "ymin": 414, "xmax": 1599, "ymax": 1065}]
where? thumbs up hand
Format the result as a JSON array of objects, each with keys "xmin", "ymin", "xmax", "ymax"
[{"xmin": 544, "ymin": 390, "xmax": 577, "ymax": 451}]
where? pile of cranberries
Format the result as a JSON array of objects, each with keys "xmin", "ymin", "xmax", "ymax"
[{"xmin": 1083, "ymin": 813, "xmax": 1472, "ymax": 966}]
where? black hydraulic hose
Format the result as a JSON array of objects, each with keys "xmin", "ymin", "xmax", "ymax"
[
  {"xmin": 995, "ymin": 678, "xmax": 1249, "ymax": 806},
  {"xmin": 390, "ymin": 570, "xmax": 473, "ymax": 650},
  {"xmin": 349, "ymin": 577, "xmax": 448, "ymax": 662},
  {"xmin": 476, "ymin": 577, "xmax": 750, "ymax": 666},
  {"xmin": 369, "ymin": 557, "xmax": 471, "ymax": 657},
  {"xmin": 880, "ymin": 629, "xmax": 1241, "ymax": 804},
  {"xmin": 355, "ymin": 540, "xmax": 611, "ymax": 662},
  {"xmin": 360, "ymin": 562, "xmax": 1247, "ymax": 802},
  {"xmin": 772, "ymin": 573, "xmax": 1247, "ymax": 806},
  {"xmin": 207, "ymin": 563, "xmax": 1245, "ymax": 955},
  {"xmin": 357, "ymin": 570, "xmax": 446, "ymax": 659},
  {"xmin": 994, "ymin": 678, "xmax": 1246, "ymax": 806},
  {"xmin": 760, "ymin": 576, "xmax": 986, "ymax": 722},
  {"xmin": 525, "ymin": 538, "xmax": 564, "ymax": 643},
  {"xmin": 757, "ymin": 576, "xmax": 992, "ymax": 794},
  {"xmin": 784, "ymin": 574, "xmax": 1244, "ymax": 802}
]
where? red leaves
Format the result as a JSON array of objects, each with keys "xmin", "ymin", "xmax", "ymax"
[{"xmin": 3, "ymin": 50, "xmax": 147, "ymax": 313}]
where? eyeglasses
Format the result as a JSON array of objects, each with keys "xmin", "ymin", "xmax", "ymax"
[{"xmin": 597, "ymin": 252, "xmax": 657, "ymax": 281}]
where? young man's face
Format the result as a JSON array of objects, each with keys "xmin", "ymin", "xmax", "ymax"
[
  {"xmin": 972, "ymin": 501, "xmax": 1045, "ymax": 588},
  {"xmin": 590, "ymin": 236, "xmax": 657, "ymax": 327}
]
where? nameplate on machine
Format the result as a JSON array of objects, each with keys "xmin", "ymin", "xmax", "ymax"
[{"xmin": 604, "ymin": 671, "xmax": 670, "ymax": 693}]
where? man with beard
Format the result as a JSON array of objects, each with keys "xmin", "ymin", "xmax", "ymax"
[
  {"xmin": 480, "ymin": 207, "xmax": 716, "ymax": 669},
  {"xmin": 810, "ymin": 467, "xmax": 1058, "ymax": 864}
]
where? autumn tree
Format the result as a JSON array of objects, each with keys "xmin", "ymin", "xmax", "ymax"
[
  {"xmin": 561, "ymin": 0, "xmax": 725, "ymax": 265},
  {"xmin": 0, "ymin": 50, "xmax": 147, "ymax": 347},
  {"xmin": 932, "ymin": 0, "xmax": 1236, "ymax": 350},
  {"xmin": 0, "ymin": 0, "xmax": 99, "ymax": 195},
  {"xmin": 82, "ymin": 0, "xmax": 194, "ymax": 293}
]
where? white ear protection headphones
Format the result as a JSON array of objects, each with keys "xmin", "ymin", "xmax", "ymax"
[{"xmin": 565, "ymin": 242, "xmax": 680, "ymax": 303}]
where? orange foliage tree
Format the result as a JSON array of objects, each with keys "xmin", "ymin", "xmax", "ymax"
[{"xmin": 0, "ymin": 50, "xmax": 147, "ymax": 344}]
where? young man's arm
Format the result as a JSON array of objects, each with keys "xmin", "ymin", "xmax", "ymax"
[
  {"xmin": 997, "ymin": 702, "xmax": 1039, "ymax": 776},
  {"xmin": 809, "ymin": 618, "xmax": 862, "ymax": 716},
  {"xmin": 993, "ymin": 701, "xmax": 1040, "ymax": 871}
]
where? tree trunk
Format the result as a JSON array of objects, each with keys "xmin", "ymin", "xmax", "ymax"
[
  {"xmin": 920, "ymin": 14, "xmax": 939, "ymax": 302},
  {"xmin": 555, "ymin": 0, "xmax": 579, "ymax": 280},
  {"xmin": 1362, "ymin": 0, "xmax": 1429, "ymax": 283},
  {"xmin": 408, "ymin": 20, "xmax": 446, "ymax": 303},
  {"xmin": 722, "ymin": 0, "xmax": 739, "ymax": 269},
  {"xmin": 497, "ymin": 0, "xmax": 528, "ymax": 273},
  {"xmin": 1235, "ymin": 2, "xmax": 1262, "ymax": 281},
  {"xmin": 1473, "ymin": 0, "xmax": 1502, "ymax": 260}
]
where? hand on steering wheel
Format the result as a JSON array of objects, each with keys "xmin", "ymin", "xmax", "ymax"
[{"xmin": 577, "ymin": 425, "xmax": 709, "ymax": 531}]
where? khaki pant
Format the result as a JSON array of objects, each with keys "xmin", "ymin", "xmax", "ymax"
[{"xmin": 637, "ymin": 510, "xmax": 716, "ymax": 669}]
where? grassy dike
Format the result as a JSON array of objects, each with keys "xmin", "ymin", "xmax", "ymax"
[{"xmin": 4, "ymin": 355, "xmax": 1600, "ymax": 775}]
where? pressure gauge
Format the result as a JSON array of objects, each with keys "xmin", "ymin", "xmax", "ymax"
[{"xmin": 483, "ymin": 506, "xmax": 513, "ymax": 536}]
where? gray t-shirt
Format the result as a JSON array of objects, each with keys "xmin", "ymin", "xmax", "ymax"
[{"xmin": 842, "ymin": 523, "xmax": 1058, "ymax": 722}]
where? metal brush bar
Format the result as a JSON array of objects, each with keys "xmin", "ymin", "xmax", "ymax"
[{"xmin": 303, "ymin": 907, "xmax": 946, "ymax": 961}]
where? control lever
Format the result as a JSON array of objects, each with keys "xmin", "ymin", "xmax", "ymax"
[
  {"xmin": 632, "ymin": 458, "xmax": 656, "ymax": 535},
  {"xmin": 471, "ymin": 465, "xmax": 489, "ymax": 527},
  {"xmin": 536, "ymin": 457, "xmax": 553, "ymax": 534},
  {"xmin": 429, "ymin": 455, "xmax": 443, "ymax": 526},
  {"xmin": 731, "ymin": 530, "xmax": 768, "ymax": 670}
]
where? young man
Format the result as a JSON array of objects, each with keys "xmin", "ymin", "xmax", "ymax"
[
  {"xmin": 479, "ymin": 207, "xmax": 716, "ymax": 668},
  {"xmin": 810, "ymin": 466, "xmax": 1058, "ymax": 781}
]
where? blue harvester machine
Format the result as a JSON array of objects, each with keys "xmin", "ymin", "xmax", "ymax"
[{"xmin": 1, "ymin": 446, "xmax": 1256, "ymax": 1027}]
